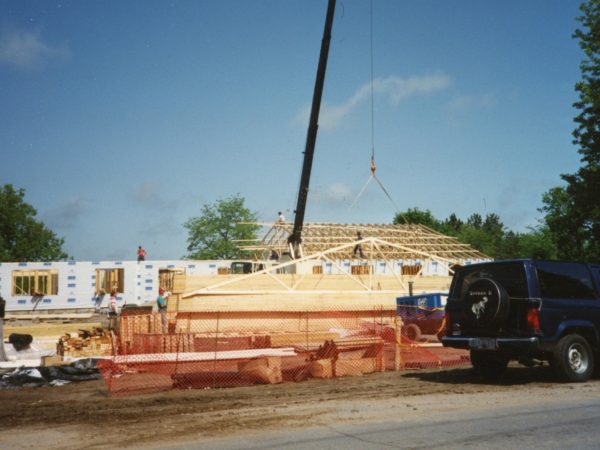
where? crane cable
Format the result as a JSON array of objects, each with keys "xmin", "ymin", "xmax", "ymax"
[{"xmin": 350, "ymin": 0, "xmax": 398, "ymax": 211}]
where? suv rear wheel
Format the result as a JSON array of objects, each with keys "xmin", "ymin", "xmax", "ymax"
[
  {"xmin": 552, "ymin": 334, "xmax": 594, "ymax": 382},
  {"xmin": 470, "ymin": 350, "xmax": 509, "ymax": 380}
]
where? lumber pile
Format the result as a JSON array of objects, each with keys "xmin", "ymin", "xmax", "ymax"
[
  {"xmin": 57, "ymin": 327, "xmax": 113, "ymax": 358},
  {"xmin": 293, "ymin": 336, "xmax": 385, "ymax": 380},
  {"xmin": 238, "ymin": 356, "xmax": 282, "ymax": 384}
]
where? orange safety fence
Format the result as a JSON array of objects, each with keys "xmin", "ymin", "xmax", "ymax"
[{"xmin": 97, "ymin": 306, "xmax": 469, "ymax": 396}]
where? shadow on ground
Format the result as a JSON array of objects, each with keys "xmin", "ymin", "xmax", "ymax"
[{"xmin": 403, "ymin": 364, "xmax": 563, "ymax": 386}]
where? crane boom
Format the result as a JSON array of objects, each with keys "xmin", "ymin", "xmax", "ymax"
[{"xmin": 288, "ymin": 0, "xmax": 336, "ymax": 258}]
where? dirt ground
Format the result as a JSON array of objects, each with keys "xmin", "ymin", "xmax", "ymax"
[{"xmin": 1, "ymin": 362, "xmax": 593, "ymax": 450}]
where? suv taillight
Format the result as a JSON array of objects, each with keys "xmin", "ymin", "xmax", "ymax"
[
  {"xmin": 445, "ymin": 311, "xmax": 461, "ymax": 335},
  {"xmin": 527, "ymin": 307, "xmax": 540, "ymax": 332}
]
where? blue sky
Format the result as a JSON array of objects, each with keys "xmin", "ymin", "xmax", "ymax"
[{"xmin": 0, "ymin": 0, "xmax": 584, "ymax": 260}]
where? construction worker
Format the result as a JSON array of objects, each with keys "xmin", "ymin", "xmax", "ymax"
[
  {"xmin": 353, "ymin": 231, "xmax": 365, "ymax": 258},
  {"xmin": 108, "ymin": 290, "xmax": 119, "ymax": 331},
  {"xmin": 157, "ymin": 287, "xmax": 170, "ymax": 334},
  {"xmin": 137, "ymin": 245, "xmax": 147, "ymax": 262}
]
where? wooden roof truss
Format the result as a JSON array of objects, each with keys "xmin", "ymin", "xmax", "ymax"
[
  {"xmin": 240, "ymin": 222, "xmax": 487, "ymax": 261},
  {"xmin": 184, "ymin": 235, "xmax": 486, "ymax": 298}
]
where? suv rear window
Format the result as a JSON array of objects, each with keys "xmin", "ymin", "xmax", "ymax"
[
  {"xmin": 535, "ymin": 261, "xmax": 598, "ymax": 299},
  {"xmin": 452, "ymin": 262, "xmax": 529, "ymax": 299}
]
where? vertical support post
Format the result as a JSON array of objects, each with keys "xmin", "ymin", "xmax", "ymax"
[
  {"xmin": 0, "ymin": 321, "xmax": 6, "ymax": 362},
  {"xmin": 0, "ymin": 296, "xmax": 7, "ymax": 362},
  {"xmin": 394, "ymin": 313, "xmax": 402, "ymax": 371},
  {"xmin": 379, "ymin": 306, "xmax": 385, "ymax": 372},
  {"xmin": 305, "ymin": 311, "xmax": 309, "ymax": 350},
  {"xmin": 368, "ymin": 238, "xmax": 374, "ymax": 290},
  {"xmin": 212, "ymin": 311, "xmax": 220, "ymax": 388}
]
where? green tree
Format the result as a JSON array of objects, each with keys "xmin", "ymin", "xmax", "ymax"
[
  {"xmin": 184, "ymin": 195, "xmax": 260, "ymax": 260},
  {"xmin": 440, "ymin": 213, "xmax": 463, "ymax": 236},
  {"xmin": 542, "ymin": 0, "xmax": 600, "ymax": 261},
  {"xmin": 393, "ymin": 207, "xmax": 442, "ymax": 231},
  {"xmin": 0, "ymin": 184, "xmax": 68, "ymax": 262},
  {"xmin": 453, "ymin": 213, "xmax": 505, "ymax": 257},
  {"xmin": 467, "ymin": 213, "xmax": 483, "ymax": 229},
  {"xmin": 516, "ymin": 225, "xmax": 558, "ymax": 260},
  {"xmin": 392, "ymin": 207, "xmax": 558, "ymax": 259}
]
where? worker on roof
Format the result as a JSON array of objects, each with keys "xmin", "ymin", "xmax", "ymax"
[
  {"xmin": 353, "ymin": 231, "xmax": 365, "ymax": 258},
  {"xmin": 137, "ymin": 245, "xmax": 147, "ymax": 262}
]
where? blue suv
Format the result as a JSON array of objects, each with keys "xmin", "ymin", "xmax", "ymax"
[{"xmin": 442, "ymin": 259, "xmax": 600, "ymax": 382}]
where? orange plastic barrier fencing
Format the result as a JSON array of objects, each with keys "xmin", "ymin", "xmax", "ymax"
[{"xmin": 97, "ymin": 307, "xmax": 469, "ymax": 396}]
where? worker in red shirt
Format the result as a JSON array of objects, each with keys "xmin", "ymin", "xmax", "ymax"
[{"xmin": 137, "ymin": 245, "xmax": 147, "ymax": 262}]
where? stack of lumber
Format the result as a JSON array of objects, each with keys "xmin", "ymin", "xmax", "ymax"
[
  {"xmin": 293, "ymin": 336, "xmax": 385, "ymax": 380},
  {"xmin": 57, "ymin": 327, "xmax": 113, "ymax": 358},
  {"xmin": 238, "ymin": 356, "xmax": 282, "ymax": 384}
]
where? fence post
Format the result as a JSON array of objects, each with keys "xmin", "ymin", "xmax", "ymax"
[
  {"xmin": 378, "ymin": 306, "xmax": 385, "ymax": 372},
  {"xmin": 305, "ymin": 311, "xmax": 309, "ymax": 350},
  {"xmin": 0, "ymin": 320, "xmax": 6, "ymax": 362},
  {"xmin": 394, "ymin": 313, "xmax": 402, "ymax": 371},
  {"xmin": 174, "ymin": 313, "xmax": 180, "ymax": 373},
  {"xmin": 212, "ymin": 311, "xmax": 220, "ymax": 388}
]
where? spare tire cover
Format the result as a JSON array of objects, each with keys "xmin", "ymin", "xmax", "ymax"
[{"xmin": 462, "ymin": 278, "xmax": 509, "ymax": 328}]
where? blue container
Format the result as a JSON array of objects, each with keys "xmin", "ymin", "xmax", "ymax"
[
  {"xmin": 396, "ymin": 293, "xmax": 444, "ymax": 310},
  {"xmin": 396, "ymin": 293, "xmax": 448, "ymax": 337}
]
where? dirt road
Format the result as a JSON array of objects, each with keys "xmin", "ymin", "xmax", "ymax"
[{"xmin": 2, "ymin": 363, "xmax": 597, "ymax": 449}]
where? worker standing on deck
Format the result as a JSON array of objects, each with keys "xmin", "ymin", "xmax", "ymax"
[
  {"xmin": 277, "ymin": 211, "xmax": 285, "ymax": 224},
  {"xmin": 157, "ymin": 287, "xmax": 170, "ymax": 334}
]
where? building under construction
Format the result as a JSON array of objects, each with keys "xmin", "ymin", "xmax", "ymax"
[
  {"xmin": 172, "ymin": 221, "xmax": 489, "ymax": 313},
  {"xmin": 99, "ymin": 220, "xmax": 485, "ymax": 396}
]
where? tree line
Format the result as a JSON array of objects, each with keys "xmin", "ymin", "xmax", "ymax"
[{"xmin": 393, "ymin": 208, "xmax": 557, "ymax": 260}]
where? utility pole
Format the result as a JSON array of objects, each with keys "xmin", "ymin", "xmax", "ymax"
[{"xmin": 288, "ymin": 0, "xmax": 336, "ymax": 258}]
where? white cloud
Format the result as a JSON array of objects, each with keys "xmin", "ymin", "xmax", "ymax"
[
  {"xmin": 311, "ymin": 182, "xmax": 353, "ymax": 205},
  {"xmin": 294, "ymin": 74, "xmax": 452, "ymax": 130},
  {"xmin": 43, "ymin": 198, "xmax": 85, "ymax": 230},
  {"xmin": 0, "ymin": 28, "xmax": 70, "ymax": 69},
  {"xmin": 132, "ymin": 181, "xmax": 181, "ymax": 213},
  {"xmin": 133, "ymin": 181, "xmax": 163, "ymax": 205}
]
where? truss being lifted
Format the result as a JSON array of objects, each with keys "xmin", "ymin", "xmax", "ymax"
[{"xmin": 240, "ymin": 222, "xmax": 488, "ymax": 261}]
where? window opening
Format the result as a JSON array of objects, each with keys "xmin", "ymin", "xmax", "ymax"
[
  {"xmin": 12, "ymin": 270, "xmax": 58, "ymax": 295},
  {"xmin": 96, "ymin": 268, "xmax": 125, "ymax": 294}
]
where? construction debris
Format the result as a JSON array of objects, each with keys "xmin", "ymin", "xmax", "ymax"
[
  {"xmin": 0, "ymin": 359, "xmax": 101, "ymax": 388},
  {"xmin": 57, "ymin": 328, "xmax": 114, "ymax": 358}
]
